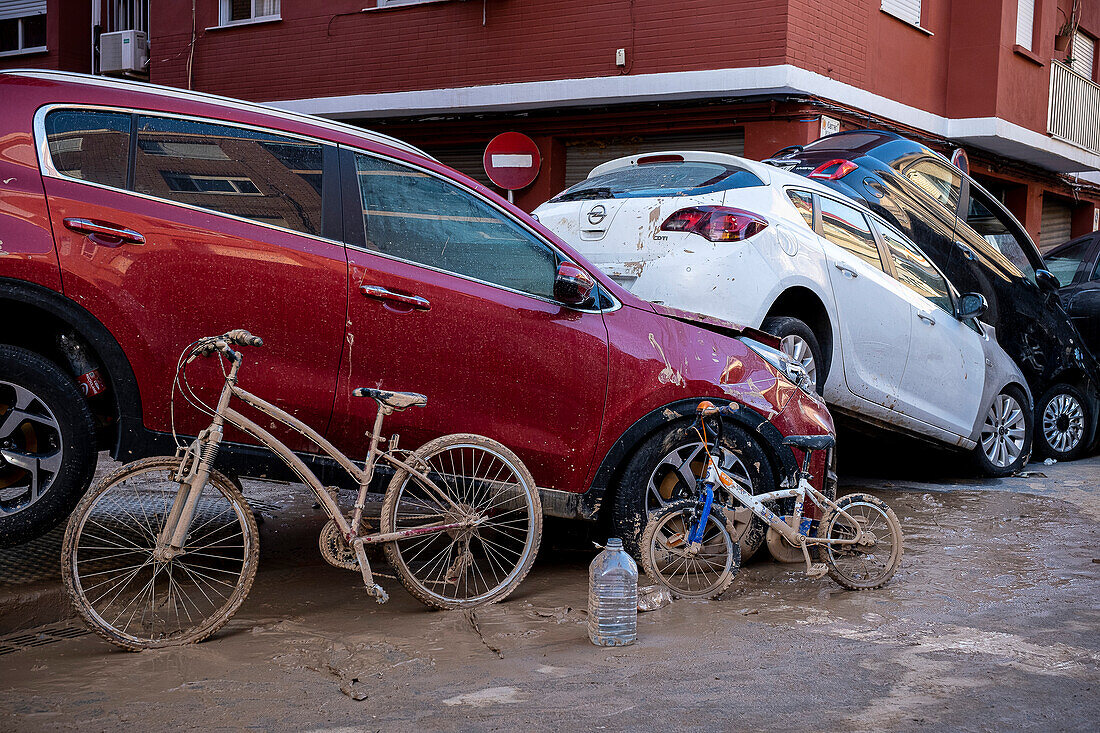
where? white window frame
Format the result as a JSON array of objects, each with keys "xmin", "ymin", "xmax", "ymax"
[
  {"xmin": 376, "ymin": 0, "xmax": 443, "ymax": 7},
  {"xmin": 0, "ymin": 14, "xmax": 47, "ymax": 58},
  {"xmin": 216, "ymin": 0, "xmax": 280, "ymax": 28},
  {"xmin": 1015, "ymin": 0, "xmax": 1035, "ymax": 51}
]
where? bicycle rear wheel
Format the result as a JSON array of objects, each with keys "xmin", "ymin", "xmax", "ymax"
[
  {"xmin": 640, "ymin": 499, "xmax": 740, "ymax": 599},
  {"xmin": 816, "ymin": 493, "xmax": 903, "ymax": 590},
  {"xmin": 62, "ymin": 457, "xmax": 259, "ymax": 650},
  {"xmin": 381, "ymin": 434, "xmax": 541, "ymax": 609}
]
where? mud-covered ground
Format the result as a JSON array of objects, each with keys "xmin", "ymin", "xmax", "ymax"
[{"xmin": 1, "ymin": 452, "xmax": 1097, "ymax": 732}]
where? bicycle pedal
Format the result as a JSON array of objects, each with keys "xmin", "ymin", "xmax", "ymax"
[
  {"xmin": 365, "ymin": 583, "xmax": 389, "ymax": 604},
  {"xmin": 806, "ymin": 563, "xmax": 828, "ymax": 578}
]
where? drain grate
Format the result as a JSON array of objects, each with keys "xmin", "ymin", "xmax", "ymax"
[{"xmin": 0, "ymin": 623, "xmax": 90, "ymax": 656}]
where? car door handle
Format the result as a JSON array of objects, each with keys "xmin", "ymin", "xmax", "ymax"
[
  {"xmin": 834, "ymin": 263, "xmax": 858, "ymax": 278},
  {"xmin": 956, "ymin": 242, "xmax": 975, "ymax": 261},
  {"xmin": 918, "ymin": 312, "xmax": 936, "ymax": 326},
  {"xmin": 63, "ymin": 218, "xmax": 145, "ymax": 246},
  {"xmin": 360, "ymin": 285, "xmax": 430, "ymax": 311}
]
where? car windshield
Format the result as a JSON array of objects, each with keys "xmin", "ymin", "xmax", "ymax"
[
  {"xmin": 1044, "ymin": 239, "xmax": 1092, "ymax": 286},
  {"xmin": 551, "ymin": 161, "xmax": 763, "ymax": 201},
  {"xmin": 801, "ymin": 132, "xmax": 888, "ymax": 152}
]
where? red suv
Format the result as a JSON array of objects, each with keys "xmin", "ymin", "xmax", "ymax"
[{"xmin": 0, "ymin": 71, "xmax": 834, "ymax": 556}]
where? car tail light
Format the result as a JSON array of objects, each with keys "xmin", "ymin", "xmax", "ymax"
[
  {"xmin": 660, "ymin": 206, "xmax": 768, "ymax": 242},
  {"xmin": 808, "ymin": 159, "xmax": 858, "ymax": 180},
  {"xmin": 637, "ymin": 154, "xmax": 684, "ymax": 165}
]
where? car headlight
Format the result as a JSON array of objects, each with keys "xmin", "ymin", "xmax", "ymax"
[{"xmin": 741, "ymin": 337, "xmax": 816, "ymax": 396}]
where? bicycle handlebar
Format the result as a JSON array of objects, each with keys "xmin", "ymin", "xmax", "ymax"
[{"xmin": 191, "ymin": 330, "xmax": 264, "ymax": 358}]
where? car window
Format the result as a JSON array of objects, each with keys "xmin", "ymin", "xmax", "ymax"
[
  {"xmin": 551, "ymin": 161, "xmax": 763, "ymax": 201},
  {"xmin": 133, "ymin": 116, "xmax": 324, "ymax": 236},
  {"xmin": 964, "ymin": 189, "xmax": 1037, "ymax": 283},
  {"xmin": 1092, "ymin": 255, "xmax": 1100, "ymax": 281},
  {"xmin": 44, "ymin": 109, "xmax": 132, "ymax": 189},
  {"xmin": 786, "ymin": 189, "xmax": 814, "ymax": 228},
  {"xmin": 902, "ymin": 159, "xmax": 961, "ymax": 212},
  {"xmin": 876, "ymin": 223, "xmax": 954, "ymax": 314},
  {"xmin": 818, "ymin": 196, "xmax": 884, "ymax": 270},
  {"xmin": 1045, "ymin": 240, "xmax": 1091, "ymax": 286},
  {"xmin": 355, "ymin": 153, "xmax": 558, "ymax": 298}
]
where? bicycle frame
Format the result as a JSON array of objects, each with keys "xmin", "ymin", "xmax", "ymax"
[
  {"xmin": 700, "ymin": 456, "xmax": 861, "ymax": 550},
  {"xmin": 156, "ymin": 354, "xmax": 474, "ymax": 566}
]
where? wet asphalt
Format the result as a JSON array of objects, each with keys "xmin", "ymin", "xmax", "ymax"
[{"xmin": 0, "ymin": 445, "xmax": 1097, "ymax": 732}]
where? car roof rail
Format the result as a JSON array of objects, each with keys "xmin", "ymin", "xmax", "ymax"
[{"xmin": 0, "ymin": 69, "xmax": 435, "ymax": 161}]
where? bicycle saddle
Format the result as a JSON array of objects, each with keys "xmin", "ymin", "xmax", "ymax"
[
  {"xmin": 352, "ymin": 387, "xmax": 427, "ymax": 410},
  {"xmin": 781, "ymin": 434, "xmax": 835, "ymax": 451}
]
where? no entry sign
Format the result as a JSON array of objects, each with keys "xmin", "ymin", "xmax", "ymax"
[{"xmin": 483, "ymin": 132, "xmax": 541, "ymax": 191}]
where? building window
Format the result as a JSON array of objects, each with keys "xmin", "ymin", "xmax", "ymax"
[
  {"xmin": 376, "ymin": 1, "xmax": 440, "ymax": 7},
  {"xmin": 219, "ymin": 0, "xmax": 280, "ymax": 26},
  {"xmin": 881, "ymin": 0, "xmax": 921, "ymax": 28},
  {"xmin": 1015, "ymin": 0, "xmax": 1035, "ymax": 51},
  {"xmin": 0, "ymin": 1, "xmax": 46, "ymax": 56},
  {"xmin": 1071, "ymin": 30, "xmax": 1097, "ymax": 81}
]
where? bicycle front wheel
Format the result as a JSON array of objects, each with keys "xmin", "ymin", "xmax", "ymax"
[
  {"xmin": 62, "ymin": 457, "xmax": 259, "ymax": 650},
  {"xmin": 640, "ymin": 499, "xmax": 740, "ymax": 599},
  {"xmin": 816, "ymin": 493, "xmax": 903, "ymax": 590},
  {"xmin": 381, "ymin": 434, "xmax": 542, "ymax": 609}
]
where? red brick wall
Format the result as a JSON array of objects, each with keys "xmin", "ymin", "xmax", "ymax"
[{"xmin": 151, "ymin": 0, "xmax": 788, "ymax": 99}]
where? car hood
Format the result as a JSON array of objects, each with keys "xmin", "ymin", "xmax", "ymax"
[{"xmin": 648, "ymin": 303, "xmax": 782, "ymax": 350}]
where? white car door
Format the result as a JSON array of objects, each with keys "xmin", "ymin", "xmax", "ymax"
[
  {"xmin": 817, "ymin": 196, "xmax": 911, "ymax": 407},
  {"xmin": 875, "ymin": 222, "xmax": 986, "ymax": 436}
]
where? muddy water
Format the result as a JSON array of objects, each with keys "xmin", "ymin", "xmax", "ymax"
[{"xmin": 1, "ymin": 485, "xmax": 1098, "ymax": 732}]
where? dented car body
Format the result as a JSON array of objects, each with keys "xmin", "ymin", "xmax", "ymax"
[
  {"xmin": 0, "ymin": 71, "xmax": 833, "ymax": 546},
  {"xmin": 535, "ymin": 151, "xmax": 1034, "ymax": 475}
]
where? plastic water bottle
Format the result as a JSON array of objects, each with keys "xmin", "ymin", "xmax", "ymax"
[{"xmin": 588, "ymin": 538, "xmax": 638, "ymax": 646}]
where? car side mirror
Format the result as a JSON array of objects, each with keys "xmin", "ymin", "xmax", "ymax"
[
  {"xmin": 1035, "ymin": 268, "xmax": 1059, "ymax": 294},
  {"xmin": 554, "ymin": 261, "xmax": 596, "ymax": 306},
  {"xmin": 956, "ymin": 292, "xmax": 988, "ymax": 321}
]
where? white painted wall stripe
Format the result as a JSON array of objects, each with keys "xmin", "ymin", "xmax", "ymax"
[{"xmin": 264, "ymin": 64, "xmax": 1100, "ymax": 174}]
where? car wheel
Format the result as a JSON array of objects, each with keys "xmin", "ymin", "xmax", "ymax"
[
  {"xmin": 0, "ymin": 345, "xmax": 97, "ymax": 548},
  {"xmin": 1034, "ymin": 383, "xmax": 1092, "ymax": 461},
  {"xmin": 613, "ymin": 419, "xmax": 774, "ymax": 559},
  {"xmin": 971, "ymin": 385, "xmax": 1032, "ymax": 477},
  {"xmin": 761, "ymin": 316, "xmax": 825, "ymax": 394}
]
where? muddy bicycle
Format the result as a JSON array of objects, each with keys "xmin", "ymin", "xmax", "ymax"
[
  {"xmin": 641, "ymin": 401, "xmax": 902, "ymax": 598},
  {"xmin": 62, "ymin": 330, "xmax": 542, "ymax": 650}
]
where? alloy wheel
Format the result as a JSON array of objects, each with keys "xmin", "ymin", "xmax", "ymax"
[
  {"xmin": 779, "ymin": 335, "xmax": 818, "ymax": 388},
  {"xmin": 0, "ymin": 381, "xmax": 64, "ymax": 517},
  {"xmin": 1042, "ymin": 392, "xmax": 1085, "ymax": 455},
  {"xmin": 979, "ymin": 393, "xmax": 1027, "ymax": 468},
  {"xmin": 647, "ymin": 441, "xmax": 754, "ymax": 538}
]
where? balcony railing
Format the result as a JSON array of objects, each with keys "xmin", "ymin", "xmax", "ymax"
[{"xmin": 1048, "ymin": 60, "xmax": 1100, "ymax": 155}]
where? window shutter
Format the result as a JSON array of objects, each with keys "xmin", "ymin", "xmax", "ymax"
[
  {"xmin": 881, "ymin": 0, "xmax": 921, "ymax": 27},
  {"xmin": 1072, "ymin": 31, "xmax": 1096, "ymax": 80},
  {"xmin": 1015, "ymin": 0, "xmax": 1035, "ymax": 50},
  {"xmin": 1040, "ymin": 197, "xmax": 1073, "ymax": 252},
  {"xmin": 0, "ymin": 1, "xmax": 46, "ymax": 21}
]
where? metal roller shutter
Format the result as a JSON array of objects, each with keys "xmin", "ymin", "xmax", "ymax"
[
  {"xmin": 881, "ymin": 0, "xmax": 921, "ymax": 27},
  {"xmin": 1015, "ymin": 0, "xmax": 1035, "ymax": 50},
  {"xmin": 1040, "ymin": 197, "xmax": 1073, "ymax": 252},
  {"xmin": 564, "ymin": 130, "xmax": 746, "ymax": 188},
  {"xmin": 0, "ymin": 1, "xmax": 45, "ymax": 21},
  {"xmin": 421, "ymin": 145, "xmax": 495, "ymax": 189},
  {"xmin": 1072, "ymin": 30, "xmax": 1096, "ymax": 80}
]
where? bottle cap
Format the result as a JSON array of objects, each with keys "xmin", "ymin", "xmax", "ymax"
[{"xmin": 605, "ymin": 537, "xmax": 623, "ymax": 549}]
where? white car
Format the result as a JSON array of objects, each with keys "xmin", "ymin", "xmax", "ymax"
[{"xmin": 534, "ymin": 151, "xmax": 1034, "ymax": 475}]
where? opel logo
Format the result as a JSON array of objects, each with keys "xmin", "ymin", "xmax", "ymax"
[{"xmin": 587, "ymin": 205, "xmax": 607, "ymax": 225}]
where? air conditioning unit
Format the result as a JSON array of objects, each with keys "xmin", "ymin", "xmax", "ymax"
[{"xmin": 100, "ymin": 30, "xmax": 148, "ymax": 76}]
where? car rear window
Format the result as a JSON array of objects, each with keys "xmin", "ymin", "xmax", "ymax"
[
  {"xmin": 801, "ymin": 132, "xmax": 889, "ymax": 152},
  {"xmin": 550, "ymin": 161, "xmax": 763, "ymax": 201},
  {"xmin": 44, "ymin": 109, "xmax": 132, "ymax": 189}
]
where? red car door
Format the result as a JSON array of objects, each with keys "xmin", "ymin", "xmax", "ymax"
[
  {"xmin": 40, "ymin": 109, "xmax": 347, "ymax": 449},
  {"xmin": 326, "ymin": 149, "xmax": 609, "ymax": 494}
]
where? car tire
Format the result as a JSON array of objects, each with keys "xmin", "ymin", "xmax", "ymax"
[
  {"xmin": 612, "ymin": 418, "xmax": 774, "ymax": 560},
  {"xmin": 761, "ymin": 316, "xmax": 825, "ymax": 394},
  {"xmin": 970, "ymin": 385, "xmax": 1032, "ymax": 477},
  {"xmin": 0, "ymin": 345, "xmax": 98, "ymax": 548},
  {"xmin": 1034, "ymin": 383, "xmax": 1093, "ymax": 461}
]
